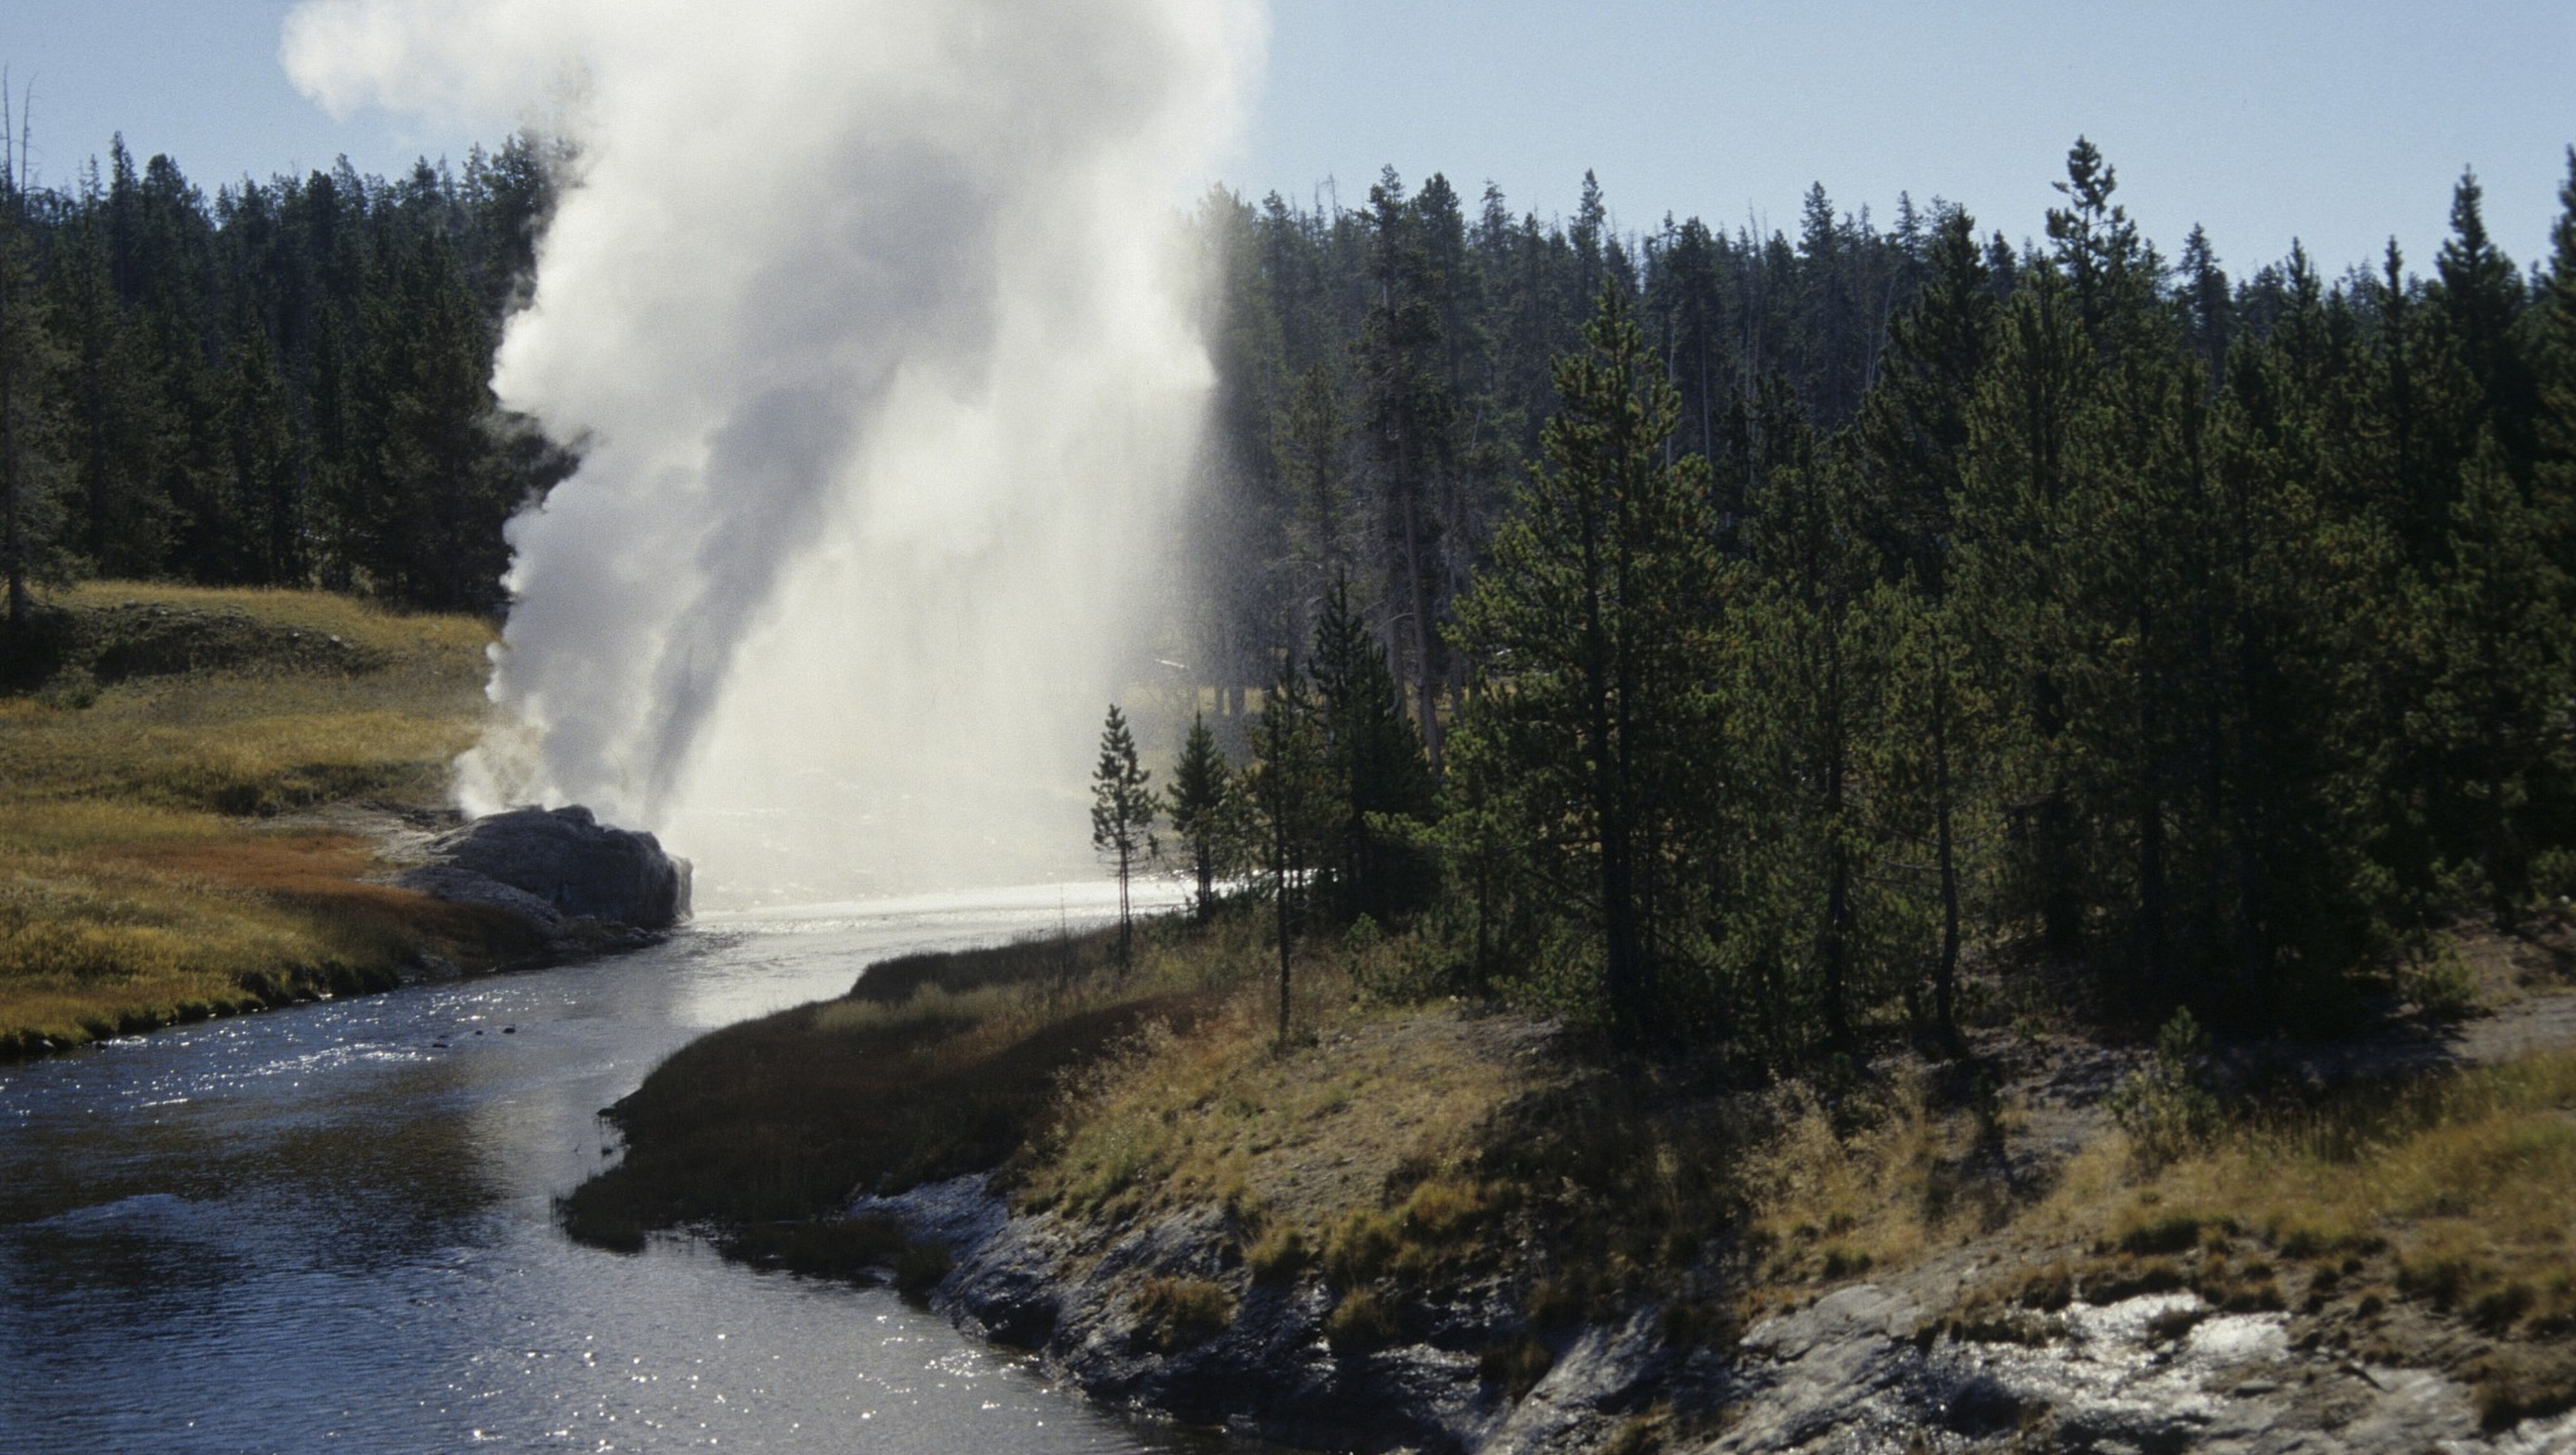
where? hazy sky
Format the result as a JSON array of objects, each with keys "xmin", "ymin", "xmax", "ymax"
[{"xmin": 4, "ymin": 0, "xmax": 2571, "ymax": 281}]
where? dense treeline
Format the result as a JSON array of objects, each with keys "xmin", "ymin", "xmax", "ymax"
[
  {"xmin": 0, "ymin": 130, "xmax": 573, "ymax": 617},
  {"xmin": 1188, "ymin": 139, "xmax": 2576, "ymax": 1056},
  {"xmin": 7, "ymin": 117, "xmax": 2573, "ymax": 1054},
  {"xmin": 1186, "ymin": 167, "xmax": 1939, "ymax": 735}
]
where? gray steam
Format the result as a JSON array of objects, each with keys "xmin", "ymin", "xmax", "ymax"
[{"xmin": 283, "ymin": 0, "xmax": 1260, "ymax": 904}]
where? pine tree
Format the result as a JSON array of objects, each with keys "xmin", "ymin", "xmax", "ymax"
[
  {"xmin": 1954, "ymin": 266, "xmax": 2107, "ymax": 969},
  {"xmin": 2177, "ymin": 224, "xmax": 2234, "ymax": 389},
  {"xmin": 1732, "ymin": 447, "xmax": 1889, "ymax": 1049},
  {"xmin": 371, "ymin": 231, "xmax": 510, "ymax": 610},
  {"xmin": 1355, "ymin": 168, "xmax": 1457, "ymax": 771},
  {"xmin": 1863, "ymin": 583, "xmax": 1990, "ymax": 1048},
  {"xmin": 2045, "ymin": 137, "xmax": 2157, "ymax": 363},
  {"xmin": 2424, "ymin": 438, "xmax": 2567, "ymax": 915},
  {"xmin": 1309, "ymin": 577, "xmax": 1437, "ymax": 924},
  {"xmin": 1274, "ymin": 361, "xmax": 1352, "ymax": 619},
  {"xmin": 2432, "ymin": 169, "xmax": 2537, "ymax": 483},
  {"xmin": 1857, "ymin": 206, "xmax": 1994, "ymax": 590},
  {"xmin": 44, "ymin": 192, "xmax": 171, "ymax": 576},
  {"xmin": 1090, "ymin": 703, "xmax": 1162, "ymax": 970},
  {"xmin": 2532, "ymin": 149, "xmax": 2576, "ymax": 575},
  {"xmin": 219, "ymin": 329, "xmax": 299, "ymax": 585},
  {"xmin": 1653, "ymin": 215, "xmax": 1731, "ymax": 464},
  {"xmin": 1795, "ymin": 183, "xmax": 1865, "ymax": 422},
  {"xmin": 1196, "ymin": 186, "xmax": 1299, "ymax": 704},
  {"xmin": 1168, "ymin": 712, "xmax": 1234, "ymax": 924},
  {"xmin": 2194, "ymin": 329, "xmax": 2389, "ymax": 1005},
  {"xmin": 1445, "ymin": 282, "xmax": 1723, "ymax": 1041},
  {"xmin": 0, "ymin": 122, "xmax": 68, "ymax": 625},
  {"xmin": 1244, "ymin": 666, "xmax": 1331, "ymax": 1041}
]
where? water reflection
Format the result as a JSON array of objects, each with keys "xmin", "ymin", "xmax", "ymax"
[{"xmin": 0, "ymin": 884, "xmax": 1241, "ymax": 1454}]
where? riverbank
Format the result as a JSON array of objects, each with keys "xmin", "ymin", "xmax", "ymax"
[
  {"xmin": 573, "ymin": 905, "xmax": 2576, "ymax": 1452},
  {"xmin": 0, "ymin": 583, "xmax": 543, "ymax": 1058}
]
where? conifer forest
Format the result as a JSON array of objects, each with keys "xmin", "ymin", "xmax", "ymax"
[{"xmin": 8, "ymin": 130, "xmax": 2576, "ymax": 1055}]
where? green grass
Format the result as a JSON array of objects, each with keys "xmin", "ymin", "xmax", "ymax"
[{"xmin": 0, "ymin": 581, "xmax": 523, "ymax": 1055}]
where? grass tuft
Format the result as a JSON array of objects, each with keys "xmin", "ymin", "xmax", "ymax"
[
  {"xmin": 1324, "ymin": 1287, "xmax": 1398, "ymax": 1351},
  {"xmin": 1132, "ymin": 1275, "xmax": 1235, "ymax": 1352},
  {"xmin": 1247, "ymin": 1226, "xmax": 1310, "ymax": 1284}
]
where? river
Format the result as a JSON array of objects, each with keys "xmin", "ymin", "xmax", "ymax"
[{"xmin": 0, "ymin": 883, "xmax": 1240, "ymax": 1454}]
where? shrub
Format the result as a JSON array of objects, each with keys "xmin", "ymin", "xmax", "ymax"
[
  {"xmin": 2401, "ymin": 937, "xmax": 2479, "ymax": 1022},
  {"xmin": 2110, "ymin": 1008, "xmax": 2220, "ymax": 1167}
]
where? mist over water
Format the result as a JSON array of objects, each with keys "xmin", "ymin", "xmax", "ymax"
[{"xmin": 285, "ymin": 0, "xmax": 1260, "ymax": 906}]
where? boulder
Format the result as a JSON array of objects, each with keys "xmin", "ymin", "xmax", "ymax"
[{"xmin": 403, "ymin": 805, "xmax": 690, "ymax": 935}]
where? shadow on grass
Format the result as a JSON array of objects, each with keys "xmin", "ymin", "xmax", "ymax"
[{"xmin": 559, "ymin": 926, "xmax": 1216, "ymax": 1260}]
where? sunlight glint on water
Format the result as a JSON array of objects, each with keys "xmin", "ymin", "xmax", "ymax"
[{"xmin": 0, "ymin": 888, "xmax": 1224, "ymax": 1454}]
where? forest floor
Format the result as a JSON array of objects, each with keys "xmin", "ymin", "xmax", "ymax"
[
  {"xmin": 569, "ymin": 905, "xmax": 2576, "ymax": 1451},
  {"xmin": 0, "ymin": 583, "xmax": 542, "ymax": 1058}
]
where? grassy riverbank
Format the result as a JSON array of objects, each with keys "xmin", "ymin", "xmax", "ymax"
[
  {"xmin": 0, "ymin": 583, "xmax": 534, "ymax": 1057},
  {"xmin": 573, "ymin": 903, "xmax": 2576, "ymax": 1437}
]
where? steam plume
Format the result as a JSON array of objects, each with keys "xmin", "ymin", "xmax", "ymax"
[{"xmin": 283, "ymin": 0, "xmax": 1260, "ymax": 904}]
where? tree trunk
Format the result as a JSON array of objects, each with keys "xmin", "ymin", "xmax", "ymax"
[
  {"xmin": 1116, "ymin": 844, "xmax": 1133, "ymax": 972},
  {"xmin": 1, "ymin": 309, "xmax": 24, "ymax": 626},
  {"xmin": 1397, "ymin": 477, "xmax": 1443, "ymax": 774},
  {"xmin": 1274, "ymin": 796, "xmax": 1293, "ymax": 1045},
  {"xmin": 2034, "ymin": 670, "xmax": 2081, "ymax": 965},
  {"xmin": 1933, "ymin": 659, "xmax": 1962, "ymax": 1051},
  {"xmin": 1588, "ymin": 551, "xmax": 1641, "ymax": 1039},
  {"xmin": 1823, "ymin": 747, "xmax": 1852, "ymax": 1045},
  {"xmin": 2138, "ymin": 684, "xmax": 2168, "ymax": 995}
]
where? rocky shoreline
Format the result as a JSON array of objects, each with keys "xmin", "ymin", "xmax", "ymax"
[
  {"xmin": 830, "ymin": 974, "xmax": 2576, "ymax": 1455},
  {"xmin": 853, "ymin": 1168, "xmax": 2576, "ymax": 1454},
  {"xmin": 553, "ymin": 910, "xmax": 2576, "ymax": 1454}
]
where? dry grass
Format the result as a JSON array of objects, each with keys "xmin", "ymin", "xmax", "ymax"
[
  {"xmin": 2042, "ymin": 1053, "xmax": 2576, "ymax": 1328},
  {"xmin": 1742, "ymin": 1070, "xmax": 2018, "ymax": 1295},
  {"xmin": 1133, "ymin": 1275, "xmax": 1236, "ymax": 1351},
  {"xmin": 0, "ymin": 581, "xmax": 503, "ymax": 1053},
  {"xmin": 566, "ymin": 903, "xmax": 1564, "ymax": 1323},
  {"xmin": 1014, "ymin": 914, "xmax": 1546, "ymax": 1263},
  {"xmin": 1859, "ymin": 1047, "xmax": 2575, "ymax": 1424}
]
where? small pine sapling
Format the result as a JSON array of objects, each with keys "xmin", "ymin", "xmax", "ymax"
[{"xmin": 1090, "ymin": 703, "xmax": 1161, "ymax": 970}]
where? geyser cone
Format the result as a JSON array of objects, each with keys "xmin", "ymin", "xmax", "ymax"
[{"xmin": 286, "ymin": 0, "xmax": 1262, "ymax": 906}]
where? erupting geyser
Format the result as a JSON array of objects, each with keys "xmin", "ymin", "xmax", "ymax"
[{"xmin": 283, "ymin": 0, "xmax": 1262, "ymax": 905}]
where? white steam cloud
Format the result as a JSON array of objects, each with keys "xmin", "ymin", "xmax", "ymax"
[{"xmin": 283, "ymin": 0, "xmax": 1261, "ymax": 905}]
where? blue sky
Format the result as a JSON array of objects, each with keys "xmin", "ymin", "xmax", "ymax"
[{"xmin": 4, "ymin": 1, "xmax": 2572, "ymax": 282}]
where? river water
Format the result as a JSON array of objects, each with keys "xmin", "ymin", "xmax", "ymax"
[{"xmin": 0, "ymin": 884, "xmax": 1231, "ymax": 1454}]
